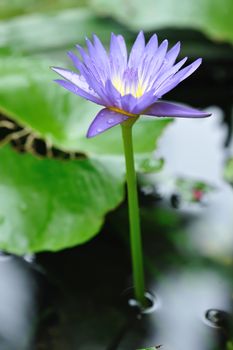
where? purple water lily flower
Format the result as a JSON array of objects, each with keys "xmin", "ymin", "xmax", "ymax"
[{"xmin": 52, "ymin": 31, "xmax": 211, "ymax": 138}]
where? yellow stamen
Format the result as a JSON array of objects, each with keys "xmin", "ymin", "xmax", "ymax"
[
  {"xmin": 109, "ymin": 107, "xmax": 138, "ymax": 117},
  {"xmin": 112, "ymin": 77, "xmax": 146, "ymax": 98}
]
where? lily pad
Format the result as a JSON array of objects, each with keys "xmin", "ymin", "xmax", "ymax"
[{"xmin": 0, "ymin": 146, "xmax": 124, "ymax": 254}]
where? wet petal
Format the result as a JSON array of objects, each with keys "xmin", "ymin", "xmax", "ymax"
[
  {"xmin": 144, "ymin": 101, "xmax": 211, "ymax": 118},
  {"xmin": 52, "ymin": 66, "xmax": 86, "ymax": 87},
  {"xmin": 54, "ymin": 79, "xmax": 103, "ymax": 104},
  {"xmin": 87, "ymin": 108, "xmax": 130, "ymax": 138},
  {"xmin": 53, "ymin": 64, "xmax": 111, "ymax": 106}
]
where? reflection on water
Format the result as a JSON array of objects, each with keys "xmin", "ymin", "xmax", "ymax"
[
  {"xmin": 153, "ymin": 269, "xmax": 231, "ymax": 350},
  {"xmin": 124, "ymin": 105, "xmax": 233, "ymax": 350},
  {"xmin": 0, "ymin": 254, "xmax": 37, "ymax": 350},
  {"xmin": 205, "ymin": 308, "xmax": 232, "ymax": 329},
  {"xmin": 157, "ymin": 106, "xmax": 226, "ymax": 185},
  {"xmin": 145, "ymin": 106, "xmax": 233, "ymax": 258},
  {"xmin": 188, "ymin": 183, "xmax": 233, "ymax": 259},
  {"xmin": 117, "ymin": 268, "xmax": 231, "ymax": 350}
]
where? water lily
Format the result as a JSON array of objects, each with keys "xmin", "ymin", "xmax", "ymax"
[
  {"xmin": 52, "ymin": 32, "xmax": 211, "ymax": 308},
  {"xmin": 52, "ymin": 31, "xmax": 210, "ymax": 138}
]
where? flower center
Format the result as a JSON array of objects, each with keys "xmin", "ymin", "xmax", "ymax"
[{"xmin": 111, "ymin": 69, "xmax": 146, "ymax": 98}]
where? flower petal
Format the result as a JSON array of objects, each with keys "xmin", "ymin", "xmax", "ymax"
[
  {"xmin": 105, "ymin": 80, "xmax": 122, "ymax": 107},
  {"xmin": 128, "ymin": 31, "xmax": 145, "ymax": 68},
  {"xmin": 152, "ymin": 57, "xmax": 188, "ymax": 90},
  {"xmin": 93, "ymin": 34, "xmax": 110, "ymax": 69},
  {"xmin": 120, "ymin": 94, "xmax": 137, "ymax": 113},
  {"xmin": 67, "ymin": 51, "xmax": 83, "ymax": 72},
  {"xmin": 132, "ymin": 90, "xmax": 158, "ymax": 114},
  {"xmin": 87, "ymin": 108, "xmax": 130, "ymax": 138},
  {"xmin": 151, "ymin": 39, "xmax": 169, "ymax": 73},
  {"xmin": 117, "ymin": 34, "xmax": 128, "ymax": 66},
  {"xmin": 54, "ymin": 60, "xmax": 111, "ymax": 106},
  {"xmin": 52, "ymin": 66, "xmax": 85, "ymax": 86},
  {"xmin": 140, "ymin": 39, "xmax": 168, "ymax": 88},
  {"xmin": 109, "ymin": 33, "xmax": 127, "ymax": 78},
  {"xmin": 179, "ymin": 58, "xmax": 202, "ymax": 82},
  {"xmin": 144, "ymin": 101, "xmax": 211, "ymax": 118},
  {"xmin": 164, "ymin": 41, "xmax": 181, "ymax": 68},
  {"xmin": 144, "ymin": 33, "xmax": 158, "ymax": 54},
  {"xmin": 54, "ymin": 79, "xmax": 102, "ymax": 104},
  {"xmin": 155, "ymin": 58, "xmax": 202, "ymax": 97},
  {"xmin": 75, "ymin": 44, "xmax": 108, "ymax": 91},
  {"xmin": 51, "ymin": 66, "xmax": 106, "ymax": 103}
]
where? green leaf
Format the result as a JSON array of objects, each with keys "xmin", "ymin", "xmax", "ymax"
[
  {"xmin": 90, "ymin": 0, "xmax": 233, "ymax": 44},
  {"xmin": 0, "ymin": 56, "xmax": 171, "ymax": 156},
  {"xmin": 0, "ymin": 146, "xmax": 124, "ymax": 254}
]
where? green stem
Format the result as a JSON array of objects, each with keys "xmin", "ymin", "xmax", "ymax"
[{"xmin": 121, "ymin": 119, "xmax": 146, "ymax": 307}]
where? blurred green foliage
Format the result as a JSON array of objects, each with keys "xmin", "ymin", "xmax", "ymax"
[
  {"xmin": 0, "ymin": 8, "xmax": 127, "ymax": 56},
  {"xmin": 90, "ymin": 0, "xmax": 233, "ymax": 44},
  {"xmin": 0, "ymin": 0, "xmax": 87, "ymax": 19},
  {"xmin": 224, "ymin": 158, "xmax": 233, "ymax": 184}
]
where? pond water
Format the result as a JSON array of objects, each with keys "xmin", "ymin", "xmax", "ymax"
[{"xmin": 0, "ymin": 38, "xmax": 232, "ymax": 350}]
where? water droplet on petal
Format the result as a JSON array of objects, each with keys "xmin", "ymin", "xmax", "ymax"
[
  {"xmin": 97, "ymin": 128, "xmax": 102, "ymax": 133},
  {"xmin": 70, "ymin": 72, "xmax": 77, "ymax": 83},
  {"xmin": 107, "ymin": 118, "xmax": 114, "ymax": 124}
]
